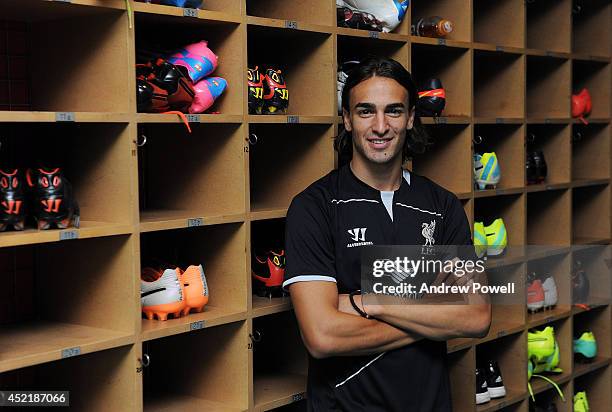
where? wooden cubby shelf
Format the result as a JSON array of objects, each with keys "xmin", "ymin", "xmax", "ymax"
[
  {"xmin": 135, "ymin": 12, "xmax": 243, "ymax": 116},
  {"xmin": 0, "ymin": 1, "xmax": 131, "ymax": 113},
  {"xmin": 527, "ymin": 190, "xmax": 571, "ymax": 245},
  {"xmin": 573, "ymin": 60, "xmax": 611, "ymax": 119},
  {"xmin": 0, "ymin": 2, "xmax": 610, "ymax": 411},
  {"xmin": 473, "ymin": 0, "xmax": 525, "ymax": 48},
  {"xmin": 249, "ymin": 124, "xmax": 334, "ymax": 212},
  {"xmin": 474, "ymin": 51, "xmax": 524, "ymax": 119},
  {"xmin": 411, "ymin": 0, "xmax": 470, "ymax": 43},
  {"xmin": 252, "ymin": 296, "xmax": 292, "ymax": 319},
  {"xmin": 0, "ymin": 235, "xmax": 136, "ymax": 372},
  {"xmin": 247, "ymin": 0, "xmax": 333, "ymax": 28},
  {"xmin": 572, "ymin": 365, "xmax": 612, "ymax": 410},
  {"xmin": 572, "ymin": 0, "xmax": 611, "ymax": 58},
  {"xmin": 140, "ymin": 223, "xmax": 248, "ymax": 340},
  {"xmin": 0, "ymin": 112, "xmax": 132, "ymax": 123},
  {"xmin": 136, "ymin": 113, "xmax": 243, "ymax": 124},
  {"xmin": 247, "ymin": 25, "xmax": 333, "ymax": 117},
  {"xmin": 572, "ymin": 185, "xmax": 611, "ymax": 244},
  {"xmin": 138, "ymin": 123, "xmax": 247, "ymax": 228},
  {"xmin": 475, "ymin": 332, "xmax": 527, "ymax": 412},
  {"xmin": 133, "ymin": 2, "xmax": 242, "ymax": 23},
  {"xmin": 474, "ymin": 124, "xmax": 525, "ymax": 192},
  {"xmin": 0, "ymin": 345, "xmax": 139, "ymax": 411},
  {"xmin": 526, "ymin": 0, "xmax": 571, "ymax": 54},
  {"xmin": 0, "ymin": 321, "xmax": 134, "ymax": 373},
  {"xmin": 414, "ymin": 124, "xmax": 472, "ymax": 194},
  {"xmin": 253, "ymin": 312, "xmax": 307, "ymax": 411},
  {"xmin": 411, "ymin": 44, "xmax": 471, "ymax": 118},
  {"xmin": 143, "ymin": 321, "xmax": 249, "ymax": 411},
  {"xmin": 529, "ymin": 380, "xmax": 571, "ymax": 411},
  {"xmin": 526, "ymin": 56, "xmax": 571, "ymax": 119}
]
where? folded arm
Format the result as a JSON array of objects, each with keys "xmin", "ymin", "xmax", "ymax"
[
  {"xmin": 360, "ymin": 269, "xmax": 491, "ymax": 340},
  {"xmin": 289, "ymin": 280, "xmax": 421, "ymax": 359}
]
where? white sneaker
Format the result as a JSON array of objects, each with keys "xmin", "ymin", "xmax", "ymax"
[
  {"xmin": 141, "ymin": 267, "xmax": 186, "ymax": 321},
  {"xmin": 542, "ymin": 275, "xmax": 558, "ymax": 309}
]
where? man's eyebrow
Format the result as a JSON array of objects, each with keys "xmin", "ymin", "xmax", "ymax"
[
  {"xmin": 353, "ymin": 102, "xmax": 407, "ymax": 110},
  {"xmin": 354, "ymin": 102, "xmax": 375, "ymax": 109}
]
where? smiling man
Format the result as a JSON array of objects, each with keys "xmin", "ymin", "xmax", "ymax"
[{"xmin": 283, "ymin": 56, "xmax": 491, "ymax": 411}]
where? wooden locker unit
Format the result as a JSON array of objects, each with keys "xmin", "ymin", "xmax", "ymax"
[
  {"xmin": 0, "ymin": 1, "xmax": 609, "ymax": 411},
  {"xmin": 473, "ymin": 124, "xmax": 525, "ymax": 191},
  {"xmin": 475, "ymin": 332, "xmax": 527, "ymax": 412}
]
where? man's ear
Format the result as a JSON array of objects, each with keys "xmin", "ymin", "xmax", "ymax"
[
  {"xmin": 342, "ymin": 108, "xmax": 352, "ymax": 132},
  {"xmin": 407, "ymin": 108, "xmax": 415, "ymax": 130}
]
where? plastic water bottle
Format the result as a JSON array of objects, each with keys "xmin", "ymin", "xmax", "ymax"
[{"xmin": 414, "ymin": 16, "xmax": 454, "ymax": 38}]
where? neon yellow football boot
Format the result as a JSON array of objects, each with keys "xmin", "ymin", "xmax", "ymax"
[
  {"xmin": 473, "ymin": 221, "xmax": 487, "ymax": 258},
  {"xmin": 574, "ymin": 391, "xmax": 589, "ymax": 412},
  {"xmin": 528, "ymin": 326, "xmax": 555, "ymax": 363},
  {"xmin": 484, "ymin": 218, "xmax": 507, "ymax": 256}
]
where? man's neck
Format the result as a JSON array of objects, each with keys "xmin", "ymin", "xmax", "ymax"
[{"xmin": 350, "ymin": 157, "xmax": 403, "ymax": 192}]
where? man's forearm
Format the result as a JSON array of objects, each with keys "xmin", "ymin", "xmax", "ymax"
[
  {"xmin": 366, "ymin": 302, "xmax": 491, "ymax": 341},
  {"xmin": 313, "ymin": 311, "xmax": 420, "ymax": 358}
]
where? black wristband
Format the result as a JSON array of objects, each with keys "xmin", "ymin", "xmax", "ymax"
[{"xmin": 349, "ymin": 290, "xmax": 372, "ymax": 319}]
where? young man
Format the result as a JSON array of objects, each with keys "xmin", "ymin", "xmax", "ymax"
[{"xmin": 283, "ymin": 57, "xmax": 491, "ymax": 411}]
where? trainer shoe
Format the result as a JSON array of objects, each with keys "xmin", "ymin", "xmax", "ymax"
[
  {"xmin": 485, "ymin": 360, "xmax": 506, "ymax": 399},
  {"xmin": 252, "ymin": 249, "xmax": 286, "ymax": 298},
  {"xmin": 141, "ymin": 267, "xmax": 186, "ymax": 321},
  {"xmin": 0, "ymin": 169, "xmax": 26, "ymax": 231},
  {"xmin": 528, "ymin": 326, "xmax": 555, "ymax": 363},
  {"xmin": 542, "ymin": 275, "xmax": 558, "ymax": 309},
  {"xmin": 527, "ymin": 273, "xmax": 545, "ymax": 312},
  {"xmin": 573, "ymin": 391, "xmax": 589, "ymax": 412},
  {"xmin": 26, "ymin": 167, "xmax": 80, "ymax": 230},
  {"xmin": 473, "ymin": 221, "xmax": 487, "ymax": 258},
  {"xmin": 179, "ymin": 264, "xmax": 209, "ymax": 316},
  {"xmin": 533, "ymin": 338, "xmax": 562, "ymax": 374},
  {"xmin": 475, "ymin": 368, "xmax": 491, "ymax": 404},
  {"xmin": 484, "ymin": 218, "xmax": 507, "ymax": 256},
  {"xmin": 574, "ymin": 331, "xmax": 597, "ymax": 362},
  {"xmin": 572, "ymin": 260, "xmax": 590, "ymax": 305},
  {"xmin": 474, "ymin": 152, "xmax": 501, "ymax": 190}
]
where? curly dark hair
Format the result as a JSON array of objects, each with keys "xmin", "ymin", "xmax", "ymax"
[{"xmin": 335, "ymin": 56, "xmax": 430, "ymax": 167}]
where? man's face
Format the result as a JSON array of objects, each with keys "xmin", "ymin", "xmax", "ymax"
[{"xmin": 343, "ymin": 76, "xmax": 415, "ymax": 166}]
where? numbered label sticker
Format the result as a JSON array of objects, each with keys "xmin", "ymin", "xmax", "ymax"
[
  {"xmin": 287, "ymin": 115, "xmax": 299, "ymax": 124},
  {"xmin": 187, "ymin": 218, "xmax": 204, "ymax": 227},
  {"xmin": 59, "ymin": 230, "xmax": 79, "ymax": 241},
  {"xmin": 368, "ymin": 31, "xmax": 379, "ymax": 39},
  {"xmin": 183, "ymin": 8, "xmax": 198, "ymax": 17},
  {"xmin": 186, "ymin": 114, "xmax": 200, "ymax": 123},
  {"xmin": 285, "ymin": 20, "xmax": 298, "ymax": 29},
  {"xmin": 190, "ymin": 321, "xmax": 204, "ymax": 331},
  {"xmin": 437, "ymin": 38, "xmax": 446, "ymax": 46},
  {"xmin": 495, "ymin": 118, "xmax": 505, "ymax": 124},
  {"xmin": 55, "ymin": 112, "xmax": 75, "ymax": 122},
  {"xmin": 61, "ymin": 347, "xmax": 81, "ymax": 359}
]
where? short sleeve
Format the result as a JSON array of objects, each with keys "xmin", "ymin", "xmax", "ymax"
[{"xmin": 283, "ymin": 192, "xmax": 337, "ymax": 290}]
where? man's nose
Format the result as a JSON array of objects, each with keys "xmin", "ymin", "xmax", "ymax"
[{"xmin": 372, "ymin": 111, "xmax": 390, "ymax": 135}]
